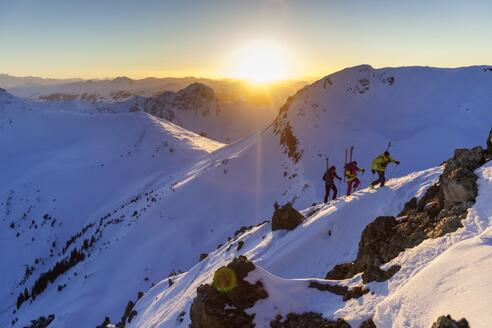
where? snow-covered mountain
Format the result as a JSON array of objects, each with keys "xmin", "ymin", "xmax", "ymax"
[
  {"xmin": 1, "ymin": 65, "xmax": 492, "ymax": 327},
  {"xmin": 1, "ymin": 74, "xmax": 308, "ymax": 143},
  {"xmin": 101, "ymin": 82, "xmax": 274, "ymax": 143},
  {"xmin": 1, "ymin": 74, "xmax": 307, "ymax": 105},
  {"xmin": 131, "ymin": 145, "xmax": 492, "ymax": 327}
]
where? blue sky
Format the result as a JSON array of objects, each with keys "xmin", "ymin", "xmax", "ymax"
[{"xmin": 1, "ymin": 0, "xmax": 491, "ymax": 79}]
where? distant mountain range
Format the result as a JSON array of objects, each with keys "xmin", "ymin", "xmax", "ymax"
[{"xmin": 0, "ymin": 73, "xmax": 309, "ymax": 142}]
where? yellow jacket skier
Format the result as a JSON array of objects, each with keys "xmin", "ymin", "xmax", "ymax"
[{"xmin": 370, "ymin": 151, "xmax": 400, "ymax": 187}]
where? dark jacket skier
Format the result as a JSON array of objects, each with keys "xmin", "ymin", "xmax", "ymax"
[{"xmin": 323, "ymin": 166, "xmax": 342, "ymax": 203}]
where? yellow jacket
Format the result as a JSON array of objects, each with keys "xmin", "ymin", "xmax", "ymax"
[
  {"xmin": 344, "ymin": 167, "xmax": 363, "ymax": 182},
  {"xmin": 370, "ymin": 154, "xmax": 397, "ymax": 172}
]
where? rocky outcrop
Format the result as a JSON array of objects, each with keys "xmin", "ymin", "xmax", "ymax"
[
  {"xmin": 271, "ymin": 202, "xmax": 305, "ymax": 231},
  {"xmin": 308, "ymin": 281, "xmax": 369, "ymax": 301},
  {"xmin": 25, "ymin": 315, "xmax": 55, "ymax": 328},
  {"xmin": 327, "ymin": 143, "xmax": 488, "ymax": 283},
  {"xmin": 431, "ymin": 315, "xmax": 470, "ymax": 328},
  {"xmin": 118, "ymin": 300, "xmax": 138, "ymax": 327},
  {"xmin": 273, "ymin": 92, "xmax": 305, "ymax": 163},
  {"xmin": 189, "ymin": 256, "xmax": 268, "ymax": 328},
  {"xmin": 96, "ymin": 317, "xmax": 111, "ymax": 328},
  {"xmin": 325, "ymin": 215, "xmax": 402, "ymax": 283},
  {"xmin": 270, "ymin": 312, "xmax": 350, "ymax": 328},
  {"xmin": 486, "ymin": 129, "xmax": 492, "ymax": 160},
  {"xmin": 359, "ymin": 319, "xmax": 377, "ymax": 328}
]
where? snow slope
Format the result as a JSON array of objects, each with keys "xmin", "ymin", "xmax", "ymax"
[
  {"xmin": 1, "ymin": 65, "xmax": 492, "ymax": 327},
  {"xmin": 130, "ymin": 163, "xmax": 492, "ymax": 328},
  {"xmin": 0, "ymin": 90, "xmax": 223, "ymax": 327}
]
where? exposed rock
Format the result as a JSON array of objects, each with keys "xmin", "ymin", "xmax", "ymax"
[
  {"xmin": 397, "ymin": 197, "xmax": 417, "ymax": 217},
  {"xmin": 426, "ymin": 214, "xmax": 463, "ymax": 238},
  {"xmin": 96, "ymin": 316, "xmax": 111, "ymax": 328},
  {"xmin": 271, "ymin": 202, "xmax": 305, "ymax": 231},
  {"xmin": 118, "ymin": 300, "xmax": 137, "ymax": 327},
  {"xmin": 487, "ymin": 128, "xmax": 492, "ymax": 155},
  {"xmin": 273, "ymin": 92, "xmax": 305, "ymax": 163},
  {"xmin": 189, "ymin": 256, "xmax": 268, "ymax": 328},
  {"xmin": 361, "ymin": 265, "xmax": 400, "ymax": 284},
  {"xmin": 326, "ymin": 216, "xmax": 401, "ymax": 280},
  {"xmin": 199, "ymin": 253, "xmax": 208, "ymax": 261},
  {"xmin": 439, "ymin": 147, "xmax": 484, "ymax": 208},
  {"xmin": 431, "ymin": 315, "xmax": 470, "ymax": 328},
  {"xmin": 270, "ymin": 312, "xmax": 350, "ymax": 328},
  {"xmin": 359, "ymin": 318, "xmax": 377, "ymax": 328},
  {"xmin": 308, "ymin": 281, "xmax": 369, "ymax": 301},
  {"xmin": 190, "ymin": 284, "xmax": 255, "ymax": 328},
  {"xmin": 25, "ymin": 314, "xmax": 55, "ymax": 328}
]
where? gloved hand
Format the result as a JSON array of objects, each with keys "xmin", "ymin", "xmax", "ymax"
[
  {"xmin": 371, "ymin": 169, "xmax": 375, "ymax": 174},
  {"xmin": 395, "ymin": 161, "xmax": 400, "ymax": 165}
]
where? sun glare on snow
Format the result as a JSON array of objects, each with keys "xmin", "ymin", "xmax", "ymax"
[{"xmin": 231, "ymin": 41, "xmax": 289, "ymax": 84}]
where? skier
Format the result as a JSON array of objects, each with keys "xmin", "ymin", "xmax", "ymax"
[
  {"xmin": 345, "ymin": 161, "xmax": 365, "ymax": 196},
  {"xmin": 370, "ymin": 151, "xmax": 400, "ymax": 188},
  {"xmin": 323, "ymin": 166, "xmax": 342, "ymax": 203}
]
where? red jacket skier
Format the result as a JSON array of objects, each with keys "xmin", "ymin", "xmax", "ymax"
[{"xmin": 344, "ymin": 161, "xmax": 365, "ymax": 196}]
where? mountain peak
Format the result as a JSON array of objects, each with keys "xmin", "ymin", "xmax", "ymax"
[
  {"xmin": 112, "ymin": 76, "xmax": 134, "ymax": 83},
  {"xmin": 0, "ymin": 87, "xmax": 14, "ymax": 99},
  {"xmin": 179, "ymin": 82, "xmax": 215, "ymax": 98}
]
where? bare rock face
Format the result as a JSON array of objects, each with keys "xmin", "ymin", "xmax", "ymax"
[
  {"xmin": 308, "ymin": 281, "xmax": 369, "ymax": 301},
  {"xmin": 189, "ymin": 256, "xmax": 268, "ymax": 328},
  {"xmin": 431, "ymin": 315, "xmax": 470, "ymax": 328},
  {"xmin": 189, "ymin": 284, "xmax": 255, "ymax": 328},
  {"xmin": 271, "ymin": 202, "xmax": 305, "ymax": 231},
  {"xmin": 25, "ymin": 315, "xmax": 55, "ymax": 328},
  {"xmin": 439, "ymin": 147, "xmax": 484, "ymax": 208},
  {"xmin": 270, "ymin": 312, "xmax": 350, "ymax": 328},
  {"xmin": 326, "ymin": 216, "xmax": 402, "ymax": 282},
  {"xmin": 359, "ymin": 318, "xmax": 377, "ymax": 328},
  {"xmin": 487, "ymin": 128, "xmax": 492, "ymax": 155}
]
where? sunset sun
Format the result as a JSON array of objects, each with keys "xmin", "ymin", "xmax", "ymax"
[{"xmin": 231, "ymin": 41, "xmax": 289, "ymax": 84}]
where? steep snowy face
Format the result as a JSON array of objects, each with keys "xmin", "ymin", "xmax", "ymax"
[
  {"xmin": 110, "ymin": 83, "xmax": 227, "ymax": 140},
  {"xmin": 149, "ymin": 83, "xmax": 221, "ymax": 118},
  {"xmin": 274, "ymin": 65, "xmax": 492, "ymax": 180},
  {"xmin": 0, "ymin": 88, "xmax": 17, "ymax": 104}
]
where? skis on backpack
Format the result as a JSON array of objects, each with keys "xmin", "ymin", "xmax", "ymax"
[
  {"xmin": 343, "ymin": 146, "xmax": 354, "ymax": 183},
  {"xmin": 386, "ymin": 142, "xmax": 392, "ymax": 152}
]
